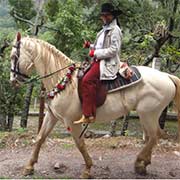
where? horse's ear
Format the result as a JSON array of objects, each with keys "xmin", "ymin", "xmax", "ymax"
[{"xmin": 17, "ymin": 32, "xmax": 21, "ymax": 42}]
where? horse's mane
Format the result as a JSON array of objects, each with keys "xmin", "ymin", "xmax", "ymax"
[
  {"xmin": 22, "ymin": 37, "xmax": 74, "ymax": 64},
  {"xmin": 21, "ymin": 37, "xmax": 77, "ymax": 91}
]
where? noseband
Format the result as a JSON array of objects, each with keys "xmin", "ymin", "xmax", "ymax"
[{"xmin": 11, "ymin": 40, "xmax": 30, "ymax": 82}]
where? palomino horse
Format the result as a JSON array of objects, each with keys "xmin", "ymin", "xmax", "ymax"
[{"xmin": 10, "ymin": 33, "xmax": 180, "ymax": 178}]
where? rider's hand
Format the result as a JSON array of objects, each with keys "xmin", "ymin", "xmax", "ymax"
[
  {"xmin": 120, "ymin": 62, "xmax": 128, "ymax": 68},
  {"xmin": 125, "ymin": 68, "xmax": 133, "ymax": 79},
  {"xmin": 120, "ymin": 63, "xmax": 133, "ymax": 79},
  {"xmin": 89, "ymin": 49, "xmax": 95, "ymax": 57},
  {"xmin": 83, "ymin": 41, "xmax": 90, "ymax": 48}
]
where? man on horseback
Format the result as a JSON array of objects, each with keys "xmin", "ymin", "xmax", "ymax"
[{"xmin": 74, "ymin": 3, "xmax": 123, "ymax": 124}]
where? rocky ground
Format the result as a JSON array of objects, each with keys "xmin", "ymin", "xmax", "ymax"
[{"xmin": 0, "ymin": 132, "xmax": 180, "ymax": 179}]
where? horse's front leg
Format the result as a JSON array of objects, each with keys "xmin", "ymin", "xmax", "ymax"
[
  {"xmin": 71, "ymin": 123, "xmax": 93, "ymax": 178},
  {"xmin": 23, "ymin": 112, "xmax": 58, "ymax": 176}
]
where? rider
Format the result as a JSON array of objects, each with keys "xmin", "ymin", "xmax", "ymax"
[{"xmin": 74, "ymin": 3, "xmax": 123, "ymax": 124}]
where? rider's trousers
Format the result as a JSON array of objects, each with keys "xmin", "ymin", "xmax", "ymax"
[{"xmin": 82, "ymin": 60, "xmax": 100, "ymax": 117}]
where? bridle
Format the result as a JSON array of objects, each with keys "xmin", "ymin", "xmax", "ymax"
[
  {"xmin": 11, "ymin": 40, "xmax": 30, "ymax": 83},
  {"xmin": 11, "ymin": 39, "xmax": 78, "ymax": 84}
]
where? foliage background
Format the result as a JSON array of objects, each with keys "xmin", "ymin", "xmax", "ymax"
[{"xmin": 0, "ymin": 0, "xmax": 179, "ymax": 116}]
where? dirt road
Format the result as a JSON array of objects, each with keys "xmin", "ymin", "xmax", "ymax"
[{"xmin": 0, "ymin": 135, "xmax": 180, "ymax": 179}]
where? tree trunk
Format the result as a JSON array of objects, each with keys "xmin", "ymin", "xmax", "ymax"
[
  {"xmin": 120, "ymin": 115, "xmax": 129, "ymax": 136},
  {"xmin": 109, "ymin": 114, "xmax": 130, "ymax": 137},
  {"xmin": 0, "ymin": 114, "xmax": 6, "ymax": 131},
  {"xmin": 152, "ymin": 57, "xmax": 161, "ymax": 70},
  {"xmin": 20, "ymin": 83, "xmax": 34, "ymax": 128},
  {"xmin": 34, "ymin": 2, "xmax": 46, "ymax": 133},
  {"xmin": 19, "ymin": 1, "xmax": 44, "ymax": 129},
  {"xmin": 7, "ymin": 113, "xmax": 14, "ymax": 131},
  {"xmin": 167, "ymin": 0, "xmax": 178, "ymax": 67},
  {"xmin": 6, "ymin": 88, "xmax": 17, "ymax": 131},
  {"xmin": 109, "ymin": 120, "xmax": 117, "ymax": 137}
]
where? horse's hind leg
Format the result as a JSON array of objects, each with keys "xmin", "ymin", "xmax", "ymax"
[
  {"xmin": 135, "ymin": 113, "xmax": 159, "ymax": 175},
  {"xmin": 71, "ymin": 123, "xmax": 93, "ymax": 178},
  {"xmin": 23, "ymin": 112, "xmax": 58, "ymax": 176}
]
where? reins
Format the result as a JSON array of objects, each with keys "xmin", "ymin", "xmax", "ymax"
[
  {"xmin": 24, "ymin": 63, "xmax": 78, "ymax": 84},
  {"xmin": 11, "ymin": 38, "xmax": 79, "ymax": 84}
]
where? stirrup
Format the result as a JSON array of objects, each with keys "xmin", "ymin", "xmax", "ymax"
[{"xmin": 74, "ymin": 115, "xmax": 95, "ymax": 124}]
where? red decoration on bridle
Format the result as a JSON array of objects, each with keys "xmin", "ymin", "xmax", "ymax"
[{"xmin": 47, "ymin": 64, "xmax": 76, "ymax": 99}]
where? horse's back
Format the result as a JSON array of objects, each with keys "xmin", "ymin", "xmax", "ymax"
[{"xmin": 136, "ymin": 66, "xmax": 175, "ymax": 88}]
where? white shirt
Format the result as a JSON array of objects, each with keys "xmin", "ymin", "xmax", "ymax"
[{"xmin": 95, "ymin": 25, "xmax": 109, "ymax": 49}]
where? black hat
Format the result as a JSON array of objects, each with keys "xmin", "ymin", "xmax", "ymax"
[{"xmin": 100, "ymin": 3, "xmax": 122, "ymax": 16}]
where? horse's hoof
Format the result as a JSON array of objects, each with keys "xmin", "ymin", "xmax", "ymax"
[
  {"xmin": 22, "ymin": 167, "xmax": 34, "ymax": 176},
  {"xmin": 81, "ymin": 169, "xmax": 91, "ymax": 179},
  {"xmin": 134, "ymin": 160, "xmax": 147, "ymax": 175}
]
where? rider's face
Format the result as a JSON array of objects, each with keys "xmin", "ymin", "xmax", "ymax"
[{"xmin": 100, "ymin": 13, "xmax": 114, "ymax": 25}]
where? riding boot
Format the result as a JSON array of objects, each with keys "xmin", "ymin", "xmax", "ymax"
[{"xmin": 74, "ymin": 115, "xmax": 95, "ymax": 124}]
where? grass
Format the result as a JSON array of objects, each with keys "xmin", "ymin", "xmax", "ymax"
[
  {"xmin": 89, "ymin": 118, "xmax": 143, "ymax": 137},
  {"xmin": 0, "ymin": 131, "xmax": 10, "ymax": 148},
  {"xmin": 61, "ymin": 143, "xmax": 75, "ymax": 149},
  {"xmin": 165, "ymin": 120, "xmax": 178, "ymax": 133},
  {"xmin": 16, "ymin": 127, "xmax": 28, "ymax": 134},
  {"xmin": 0, "ymin": 115, "xmax": 178, "ymax": 149},
  {"xmin": 89, "ymin": 121, "xmax": 111, "ymax": 131},
  {"xmin": 0, "ymin": 131, "xmax": 8, "ymax": 139}
]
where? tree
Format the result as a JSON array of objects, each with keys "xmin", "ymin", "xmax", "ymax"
[
  {"xmin": 0, "ymin": 40, "xmax": 24, "ymax": 130},
  {"xmin": 8, "ymin": 0, "xmax": 36, "ymax": 30},
  {"xmin": 8, "ymin": 0, "xmax": 44, "ymax": 129},
  {"xmin": 9, "ymin": 0, "xmax": 46, "ymax": 129},
  {"xmin": 43, "ymin": 0, "xmax": 97, "ymax": 59},
  {"xmin": 1, "ymin": 0, "xmax": 179, "ymax": 133}
]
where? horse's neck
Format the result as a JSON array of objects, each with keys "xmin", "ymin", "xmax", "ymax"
[{"xmin": 26, "ymin": 38, "xmax": 75, "ymax": 91}]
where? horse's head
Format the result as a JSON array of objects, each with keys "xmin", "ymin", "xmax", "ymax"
[{"xmin": 10, "ymin": 32, "xmax": 34, "ymax": 87}]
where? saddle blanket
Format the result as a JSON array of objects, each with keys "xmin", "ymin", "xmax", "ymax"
[
  {"xmin": 78, "ymin": 66, "xmax": 142, "ymax": 107},
  {"xmin": 102, "ymin": 66, "xmax": 142, "ymax": 93}
]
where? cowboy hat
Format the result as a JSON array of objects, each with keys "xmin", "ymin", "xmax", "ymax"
[{"xmin": 100, "ymin": 3, "xmax": 122, "ymax": 16}]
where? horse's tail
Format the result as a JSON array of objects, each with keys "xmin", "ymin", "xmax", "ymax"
[{"xmin": 169, "ymin": 75, "xmax": 180, "ymax": 142}]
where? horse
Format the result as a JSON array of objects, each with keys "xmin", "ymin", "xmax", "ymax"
[{"xmin": 10, "ymin": 33, "xmax": 180, "ymax": 178}]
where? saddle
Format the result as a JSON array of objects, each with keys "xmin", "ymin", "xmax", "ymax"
[{"xmin": 77, "ymin": 61, "xmax": 142, "ymax": 107}]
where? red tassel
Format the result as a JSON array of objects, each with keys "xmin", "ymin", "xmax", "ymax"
[
  {"xmin": 56, "ymin": 84, "xmax": 65, "ymax": 90},
  {"xmin": 66, "ymin": 73, "xmax": 72, "ymax": 80},
  {"xmin": 67, "ymin": 127, "xmax": 72, "ymax": 132},
  {"xmin": 69, "ymin": 66, "xmax": 75, "ymax": 72}
]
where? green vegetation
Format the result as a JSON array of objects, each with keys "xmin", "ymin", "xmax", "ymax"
[
  {"xmin": 0, "ymin": 0, "xmax": 179, "ymax": 131},
  {"xmin": 61, "ymin": 143, "xmax": 75, "ymax": 149},
  {"xmin": 0, "ymin": 116, "xmax": 178, "ymax": 150}
]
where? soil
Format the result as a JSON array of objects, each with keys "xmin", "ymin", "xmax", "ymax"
[{"xmin": 0, "ymin": 134, "xmax": 180, "ymax": 179}]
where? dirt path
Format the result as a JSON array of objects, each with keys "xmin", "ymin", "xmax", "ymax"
[{"xmin": 1, "ymin": 135, "xmax": 180, "ymax": 179}]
